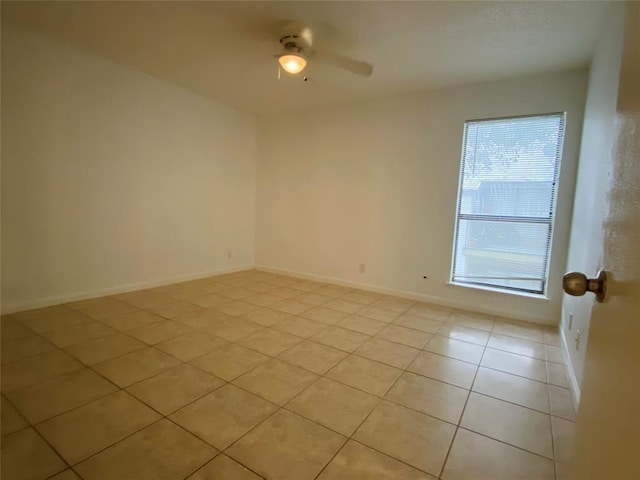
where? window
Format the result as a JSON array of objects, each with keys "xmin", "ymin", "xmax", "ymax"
[{"xmin": 451, "ymin": 113, "xmax": 566, "ymax": 295}]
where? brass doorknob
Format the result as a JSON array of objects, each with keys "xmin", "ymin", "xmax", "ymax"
[{"xmin": 563, "ymin": 269, "xmax": 607, "ymax": 303}]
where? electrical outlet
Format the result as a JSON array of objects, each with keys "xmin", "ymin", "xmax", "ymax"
[
  {"xmin": 568, "ymin": 312, "xmax": 573, "ymax": 331},
  {"xmin": 227, "ymin": 250, "xmax": 232, "ymax": 259},
  {"xmin": 574, "ymin": 329, "xmax": 581, "ymax": 350},
  {"xmin": 359, "ymin": 264, "xmax": 366, "ymax": 274}
]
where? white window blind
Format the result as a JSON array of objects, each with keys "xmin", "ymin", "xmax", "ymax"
[{"xmin": 451, "ymin": 113, "xmax": 566, "ymax": 295}]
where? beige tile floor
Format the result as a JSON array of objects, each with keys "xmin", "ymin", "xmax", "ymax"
[{"xmin": 0, "ymin": 270, "xmax": 576, "ymax": 480}]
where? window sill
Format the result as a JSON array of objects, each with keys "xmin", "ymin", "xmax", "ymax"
[{"xmin": 447, "ymin": 281, "xmax": 551, "ymax": 301}]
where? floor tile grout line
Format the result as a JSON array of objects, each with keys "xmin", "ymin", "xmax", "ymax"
[
  {"xmin": 2, "ymin": 328, "xmax": 571, "ymax": 435},
  {"xmin": 3, "ymin": 272, "xmax": 568, "ymax": 478},
  {"xmin": 483, "ymin": 343, "xmax": 562, "ymax": 363},
  {"xmin": 15, "ymin": 367, "xmax": 557, "ymax": 480},
  {"xmin": 467, "ymin": 388, "xmax": 552, "ymax": 417},
  {"xmin": 65, "ymin": 416, "xmax": 170, "ymax": 470},
  {"xmin": 69, "ymin": 464, "xmax": 84, "ymax": 479},
  {"xmin": 142, "ymin": 373, "xmax": 232, "ymax": 417},
  {"xmin": 437, "ymin": 344, "xmax": 485, "ymax": 479},
  {"xmin": 8, "ymin": 270, "xmax": 531, "ymax": 328},
  {"xmin": 216, "ymin": 402, "xmax": 291, "ymax": 471},
  {"xmin": 5, "ymin": 296, "xmax": 559, "ymax": 367},
  {"xmin": 42, "ymin": 467, "xmax": 81, "ymax": 480},
  {"xmin": 2, "ymin": 393, "xmax": 74, "ymax": 475},
  {"xmin": 351, "ymin": 344, "xmax": 423, "ymax": 371},
  {"xmin": 10, "ymin": 377, "xmax": 121, "ymax": 428},
  {"xmin": 441, "ymin": 344, "xmax": 559, "ymax": 470},
  {"xmin": 235, "ymin": 365, "xmax": 462, "ymax": 429},
  {"xmin": 317, "ymin": 377, "xmax": 392, "ymax": 478},
  {"xmin": 4, "ymin": 355, "xmax": 566, "ymax": 463},
  {"xmin": 1, "ymin": 322, "xmax": 99, "ymax": 366},
  {"xmin": 477, "ymin": 362, "xmax": 565, "ymax": 387},
  {"xmin": 312, "ymin": 346, "xmax": 435, "ymax": 480},
  {"xmin": 346, "ymin": 438, "xmax": 443, "ymax": 479},
  {"xmin": 5, "ymin": 327, "xmax": 570, "ymax": 437},
  {"xmin": 84, "ymin": 349, "xmax": 183, "ymax": 387},
  {"xmin": 549, "ymin": 384, "xmax": 560, "ymax": 480},
  {"xmin": 120, "ymin": 366, "xmax": 227, "ymax": 411},
  {"xmin": 28, "ymin": 389, "xmax": 163, "ymax": 461},
  {"xmin": 10, "ymin": 348, "xmax": 214, "ymax": 437},
  {"xmin": 54, "ymin": 360, "xmax": 240, "ymax": 472},
  {"xmin": 376, "ymin": 320, "xmax": 550, "ymax": 353},
  {"xmin": 180, "ymin": 345, "xmax": 441, "ymax": 477},
  {"xmin": 235, "ymin": 330, "xmax": 307, "ymax": 357},
  {"xmin": 485, "ymin": 302, "xmax": 560, "ymax": 465},
  {"xmin": 454, "ymin": 426, "xmax": 558, "ymax": 463},
  {"xmin": 2, "ymin": 315, "xmax": 162, "ymax": 369},
  {"xmin": 3, "ymin": 323, "xmax": 196, "ymax": 374},
  {"xmin": 159, "ymin": 417, "xmax": 257, "ymax": 479},
  {"xmin": 179, "ymin": 452, "xmax": 267, "ymax": 480},
  {"xmin": 2, "ymin": 334, "xmax": 135, "ymax": 402}
]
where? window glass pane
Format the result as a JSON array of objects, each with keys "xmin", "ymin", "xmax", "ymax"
[
  {"xmin": 460, "ymin": 116, "xmax": 562, "ymax": 218},
  {"xmin": 452, "ymin": 114, "xmax": 565, "ymax": 295},
  {"xmin": 461, "ymin": 181, "xmax": 555, "ymax": 217},
  {"xmin": 453, "ymin": 218, "xmax": 550, "ymax": 292}
]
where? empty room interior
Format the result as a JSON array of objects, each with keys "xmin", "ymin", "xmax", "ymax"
[{"xmin": 1, "ymin": 1, "xmax": 639, "ymax": 480}]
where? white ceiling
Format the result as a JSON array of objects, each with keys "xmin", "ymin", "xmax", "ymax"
[{"xmin": 3, "ymin": 1, "xmax": 610, "ymax": 115}]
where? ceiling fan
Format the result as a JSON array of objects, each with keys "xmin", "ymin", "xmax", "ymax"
[{"xmin": 274, "ymin": 21, "xmax": 373, "ymax": 78}]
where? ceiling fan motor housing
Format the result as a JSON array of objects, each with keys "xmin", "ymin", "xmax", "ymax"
[
  {"xmin": 274, "ymin": 21, "xmax": 372, "ymax": 78},
  {"xmin": 279, "ymin": 35, "xmax": 305, "ymax": 54}
]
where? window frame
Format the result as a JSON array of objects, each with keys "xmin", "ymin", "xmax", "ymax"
[{"xmin": 450, "ymin": 112, "xmax": 567, "ymax": 297}]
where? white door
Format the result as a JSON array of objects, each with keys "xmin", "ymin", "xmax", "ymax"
[{"xmin": 571, "ymin": 3, "xmax": 639, "ymax": 479}]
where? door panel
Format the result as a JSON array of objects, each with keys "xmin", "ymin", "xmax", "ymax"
[
  {"xmin": 571, "ymin": 3, "xmax": 640, "ymax": 479},
  {"xmin": 561, "ymin": 3, "xmax": 626, "ymax": 396}
]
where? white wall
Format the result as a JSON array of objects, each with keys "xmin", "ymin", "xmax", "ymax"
[
  {"xmin": 1, "ymin": 26, "xmax": 257, "ymax": 313},
  {"xmin": 256, "ymin": 71, "xmax": 588, "ymax": 324},
  {"xmin": 561, "ymin": 4, "xmax": 626, "ymax": 397},
  {"xmin": 1, "ymin": 25, "xmax": 591, "ymax": 324}
]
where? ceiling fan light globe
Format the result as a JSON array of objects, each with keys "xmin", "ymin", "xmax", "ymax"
[{"xmin": 278, "ymin": 54, "xmax": 307, "ymax": 74}]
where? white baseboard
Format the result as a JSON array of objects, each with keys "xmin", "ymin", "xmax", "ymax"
[
  {"xmin": 560, "ymin": 326, "xmax": 582, "ymax": 411},
  {"xmin": 256, "ymin": 264, "xmax": 556, "ymax": 326},
  {"xmin": 4, "ymin": 262, "xmax": 560, "ymax": 328},
  {"xmin": 1, "ymin": 265, "xmax": 253, "ymax": 314}
]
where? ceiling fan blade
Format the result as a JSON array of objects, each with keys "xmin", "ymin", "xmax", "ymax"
[
  {"xmin": 300, "ymin": 25, "xmax": 313, "ymax": 47},
  {"xmin": 313, "ymin": 51, "xmax": 373, "ymax": 77}
]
